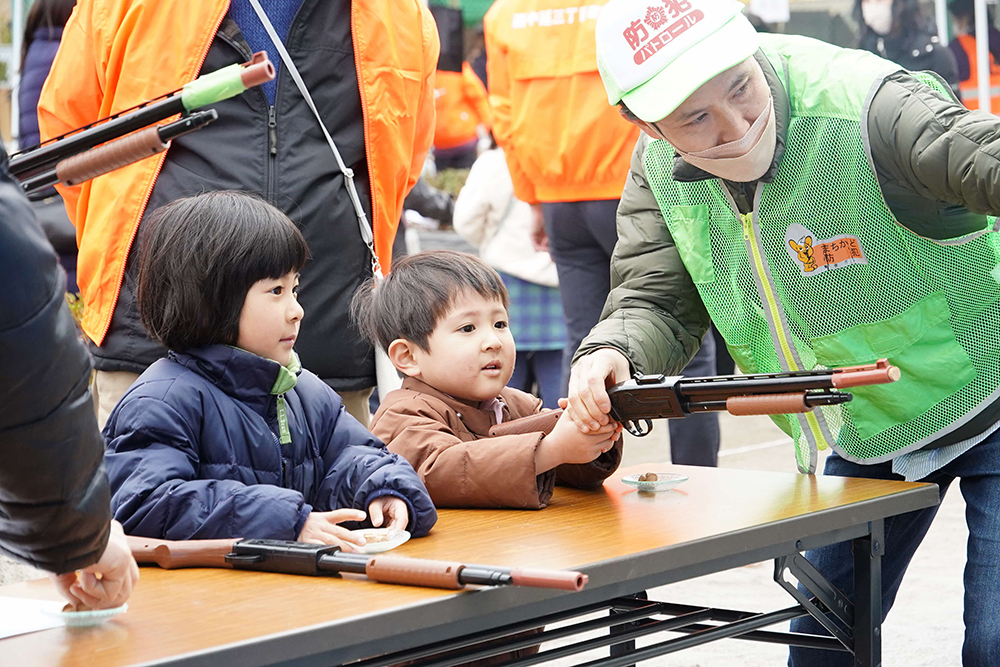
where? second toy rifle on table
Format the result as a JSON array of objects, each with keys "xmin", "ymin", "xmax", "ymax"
[
  {"xmin": 128, "ymin": 536, "xmax": 587, "ymax": 592},
  {"xmin": 492, "ymin": 359, "xmax": 900, "ymax": 438},
  {"xmin": 10, "ymin": 53, "xmax": 275, "ymax": 196}
]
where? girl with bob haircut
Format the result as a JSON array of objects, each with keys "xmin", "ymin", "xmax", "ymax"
[{"xmin": 103, "ymin": 191, "xmax": 436, "ymax": 547}]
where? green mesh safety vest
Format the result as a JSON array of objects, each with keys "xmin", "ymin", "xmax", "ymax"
[{"xmin": 644, "ymin": 35, "xmax": 1000, "ymax": 474}]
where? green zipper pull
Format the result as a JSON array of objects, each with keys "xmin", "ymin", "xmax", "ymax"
[
  {"xmin": 741, "ymin": 212, "xmax": 752, "ymax": 240},
  {"xmin": 276, "ymin": 394, "xmax": 291, "ymax": 445}
]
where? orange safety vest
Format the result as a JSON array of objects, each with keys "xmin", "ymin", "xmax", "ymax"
[
  {"xmin": 434, "ymin": 63, "xmax": 492, "ymax": 150},
  {"xmin": 38, "ymin": 0, "xmax": 438, "ymax": 346},
  {"xmin": 484, "ymin": 0, "xmax": 639, "ymax": 204},
  {"xmin": 955, "ymin": 34, "xmax": 1000, "ymax": 112}
]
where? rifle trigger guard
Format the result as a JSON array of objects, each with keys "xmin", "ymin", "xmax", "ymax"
[{"xmin": 624, "ymin": 419, "xmax": 652, "ymax": 437}]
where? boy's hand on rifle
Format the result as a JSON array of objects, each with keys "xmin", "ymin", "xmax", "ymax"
[
  {"xmin": 567, "ymin": 348, "xmax": 631, "ymax": 433},
  {"xmin": 535, "ymin": 407, "xmax": 622, "ymax": 473},
  {"xmin": 368, "ymin": 496, "xmax": 409, "ymax": 531},
  {"xmin": 298, "ymin": 509, "xmax": 369, "ymax": 551}
]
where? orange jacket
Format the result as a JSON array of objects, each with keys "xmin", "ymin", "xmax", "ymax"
[
  {"xmin": 483, "ymin": 0, "xmax": 639, "ymax": 204},
  {"xmin": 38, "ymin": 0, "xmax": 438, "ymax": 346},
  {"xmin": 954, "ymin": 34, "xmax": 1000, "ymax": 112},
  {"xmin": 434, "ymin": 63, "xmax": 492, "ymax": 150}
]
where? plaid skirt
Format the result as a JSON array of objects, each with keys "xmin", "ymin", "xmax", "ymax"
[{"xmin": 498, "ymin": 272, "xmax": 567, "ymax": 351}]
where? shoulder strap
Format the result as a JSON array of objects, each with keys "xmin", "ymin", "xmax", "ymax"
[{"xmin": 246, "ymin": 0, "xmax": 380, "ymax": 276}]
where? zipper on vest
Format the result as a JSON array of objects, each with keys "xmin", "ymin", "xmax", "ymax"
[
  {"xmin": 267, "ymin": 103, "xmax": 277, "ymax": 201},
  {"xmin": 736, "ymin": 205, "xmax": 829, "ymax": 458},
  {"xmin": 268, "ymin": 105, "xmax": 277, "ymax": 156},
  {"xmin": 217, "ymin": 32, "xmax": 276, "ymax": 200}
]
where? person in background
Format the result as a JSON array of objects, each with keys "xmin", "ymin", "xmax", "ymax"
[
  {"xmin": 948, "ymin": 0, "xmax": 1000, "ymax": 110},
  {"xmin": 856, "ymin": 0, "xmax": 959, "ymax": 93},
  {"xmin": 103, "ymin": 191, "xmax": 437, "ymax": 545},
  {"xmin": 19, "ymin": 0, "xmax": 78, "ymax": 293},
  {"xmin": 453, "ymin": 140, "xmax": 567, "ymax": 408},
  {"xmin": 355, "ymin": 250, "xmax": 622, "ymax": 509},
  {"xmin": 39, "ymin": 0, "xmax": 438, "ymax": 430},
  {"xmin": 434, "ymin": 62, "xmax": 492, "ymax": 170},
  {"xmin": 1, "ymin": 144, "xmax": 137, "ymax": 610}
]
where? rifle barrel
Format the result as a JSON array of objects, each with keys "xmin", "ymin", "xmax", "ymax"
[
  {"xmin": 11, "ymin": 95, "xmax": 184, "ymax": 178},
  {"xmin": 677, "ymin": 373, "xmax": 839, "ymax": 396},
  {"xmin": 19, "ymin": 111, "xmax": 219, "ymax": 196}
]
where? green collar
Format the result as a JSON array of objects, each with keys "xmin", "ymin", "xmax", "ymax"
[{"xmin": 271, "ymin": 351, "xmax": 301, "ymax": 396}]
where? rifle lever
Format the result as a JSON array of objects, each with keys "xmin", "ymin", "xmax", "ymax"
[
  {"xmin": 224, "ymin": 553, "xmax": 264, "ymax": 565},
  {"xmin": 623, "ymin": 419, "xmax": 653, "ymax": 437}
]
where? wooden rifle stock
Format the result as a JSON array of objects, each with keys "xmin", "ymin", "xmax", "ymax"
[{"xmin": 128, "ymin": 536, "xmax": 237, "ymax": 569}]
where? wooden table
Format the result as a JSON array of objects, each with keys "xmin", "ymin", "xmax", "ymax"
[{"xmin": 0, "ymin": 463, "xmax": 938, "ymax": 667}]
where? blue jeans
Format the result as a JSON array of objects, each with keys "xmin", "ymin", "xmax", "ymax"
[
  {"xmin": 509, "ymin": 349, "xmax": 563, "ymax": 409},
  {"xmin": 788, "ymin": 430, "xmax": 1000, "ymax": 666},
  {"xmin": 542, "ymin": 199, "xmax": 620, "ymax": 393},
  {"xmin": 667, "ymin": 332, "xmax": 720, "ymax": 467},
  {"xmin": 543, "ymin": 199, "xmax": 720, "ymax": 466}
]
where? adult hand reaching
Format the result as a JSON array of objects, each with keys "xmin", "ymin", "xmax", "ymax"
[
  {"xmin": 566, "ymin": 348, "xmax": 631, "ymax": 433},
  {"xmin": 50, "ymin": 520, "xmax": 139, "ymax": 610}
]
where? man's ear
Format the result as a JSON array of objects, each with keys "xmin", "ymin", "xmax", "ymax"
[
  {"xmin": 618, "ymin": 107, "xmax": 668, "ymax": 141},
  {"xmin": 388, "ymin": 338, "xmax": 421, "ymax": 378}
]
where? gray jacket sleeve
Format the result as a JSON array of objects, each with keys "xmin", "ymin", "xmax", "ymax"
[
  {"xmin": 0, "ymin": 153, "xmax": 110, "ymax": 574},
  {"xmin": 868, "ymin": 71, "xmax": 1000, "ymax": 239},
  {"xmin": 574, "ymin": 134, "xmax": 711, "ymax": 375}
]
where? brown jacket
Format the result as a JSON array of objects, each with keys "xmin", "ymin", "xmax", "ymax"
[{"xmin": 371, "ymin": 378, "xmax": 622, "ymax": 509}]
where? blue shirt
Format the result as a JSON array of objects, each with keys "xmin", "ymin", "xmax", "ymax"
[{"xmin": 227, "ymin": 0, "xmax": 305, "ymax": 104}]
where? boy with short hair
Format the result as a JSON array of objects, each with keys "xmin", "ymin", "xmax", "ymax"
[{"xmin": 353, "ymin": 250, "xmax": 622, "ymax": 509}]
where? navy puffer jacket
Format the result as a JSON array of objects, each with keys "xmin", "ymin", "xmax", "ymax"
[{"xmin": 104, "ymin": 345, "xmax": 436, "ymax": 540}]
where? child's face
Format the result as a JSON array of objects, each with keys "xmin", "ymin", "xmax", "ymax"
[
  {"xmin": 409, "ymin": 292, "xmax": 516, "ymax": 403},
  {"xmin": 237, "ymin": 272, "xmax": 303, "ymax": 366}
]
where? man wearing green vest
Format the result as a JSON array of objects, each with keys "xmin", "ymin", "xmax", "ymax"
[{"xmin": 567, "ymin": 0, "xmax": 1000, "ymax": 663}]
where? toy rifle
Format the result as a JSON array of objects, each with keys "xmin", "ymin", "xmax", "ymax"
[
  {"xmin": 491, "ymin": 358, "xmax": 900, "ymax": 438},
  {"xmin": 10, "ymin": 52, "xmax": 275, "ymax": 197},
  {"xmin": 128, "ymin": 536, "xmax": 587, "ymax": 592}
]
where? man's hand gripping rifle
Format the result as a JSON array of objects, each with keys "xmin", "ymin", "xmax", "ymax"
[
  {"xmin": 492, "ymin": 359, "xmax": 900, "ymax": 438},
  {"xmin": 128, "ymin": 537, "xmax": 587, "ymax": 592},
  {"xmin": 9, "ymin": 53, "xmax": 275, "ymax": 196}
]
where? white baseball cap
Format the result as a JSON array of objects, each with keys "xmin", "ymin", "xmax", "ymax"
[{"xmin": 596, "ymin": 0, "xmax": 760, "ymax": 122}]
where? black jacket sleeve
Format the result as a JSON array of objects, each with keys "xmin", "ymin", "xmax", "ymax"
[{"xmin": 0, "ymin": 147, "xmax": 110, "ymax": 574}]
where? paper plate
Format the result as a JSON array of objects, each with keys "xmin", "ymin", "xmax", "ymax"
[
  {"xmin": 43, "ymin": 603, "xmax": 128, "ymax": 627},
  {"xmin": 350, "ymin": 528, "xmax": 410, "ymax": 554},
  {"xmin": 621, "ymin": 472, "xmax": 688, "ymax": 493}
]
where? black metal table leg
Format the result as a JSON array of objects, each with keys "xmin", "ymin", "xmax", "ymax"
[
  {"xmin": 853, "ymin": 519, "xmax": 884, "ymax": 667},
  {"xmin": 610, "ymin": 591, "xmax": 648, "ymax": 666}
]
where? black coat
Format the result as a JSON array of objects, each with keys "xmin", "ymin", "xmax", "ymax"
[
  {"xmin": 859, "ymin": 28, "xmax": 960, "ymax": 93},
  {"xmin": 855, "ymin": 0, "xmax": 960, "ymax": 94},
  {"xmin": 0, "ymin": 148, "xmax": 111, "ymax": 573},
  {"xmin": 95, "ymin": 0, "xmax": 377, "ymax": 393}
]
